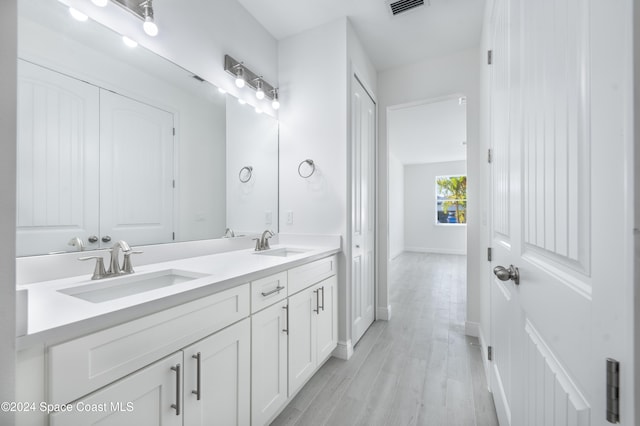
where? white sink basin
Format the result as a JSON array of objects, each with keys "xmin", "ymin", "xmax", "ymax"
[
  {"xmin": 254, "ymin": 248, "xmax": 310, "ymax": 257},
  {"xmin": 58, "ymin": 269, "xmax": 207, "ymax": 303}
]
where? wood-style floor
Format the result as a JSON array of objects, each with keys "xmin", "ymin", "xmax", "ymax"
[{"xmin": 271, "ymin": 252, "xmax": 499, "ymax": 426}]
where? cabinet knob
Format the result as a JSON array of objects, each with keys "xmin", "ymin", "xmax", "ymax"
[
  {"xmin": 101, "ymin": 235, "xmax": 112, "ymax": 243},
  {"xmin": 88, "ymin": 235, "xmax": 99, "ymax": 243}
]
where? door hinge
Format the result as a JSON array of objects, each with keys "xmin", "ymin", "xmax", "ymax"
[
  {"xmin": 173, "ymin": 127, "xmax": 176, "ymax": 136},
  {"xmin": 172, "ymin": 232, "xmax": 175, "ymax": 241},
  {"xmin": 487, "ymin": 49, "xmax": 493, "ymax": 65},
  {"xmin": 172, "ymin": 179, "xmax": 175, "ymax": 188},
  {"xmin": 606, "ymin": 358, "xmax": 620, "ymax": 423},
  {"xmin": 488, "ymin": 149, "xmax": 493, "ymax": 163},
  {"xmin": 488, "ymin": 346, "xmax": 493, "ymax": 361},
  {"xmin": 487, "ymin": 247, "xmax": 492, "ymax": 262}
]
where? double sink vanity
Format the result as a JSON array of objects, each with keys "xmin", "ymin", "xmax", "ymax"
[{"xmin": 16, "ymin": 236, "xmax": 341, "ymax": 426}]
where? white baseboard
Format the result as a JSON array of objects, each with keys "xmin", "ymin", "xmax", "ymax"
[
  {"xmin": 465, "ymin": 321, "xmax": 480, "ymax": 338},
  {"xmin": 376, "ymin": 305, "xmax": 392, "ymax": 321},
  {"xmin": 389, "ymin": 250, "xmax": 404, "ymax": 260},
  {"xmin": 333, "ymin": 340, "xmax": 353, "ymax": 360},
  {"xmin": 404, "ymin": 247, "xmax": 467, "ymax": 255}
]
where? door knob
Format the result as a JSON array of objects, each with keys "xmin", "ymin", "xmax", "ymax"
[
  {"xmin": 101, "ymin": 235, "xmax": 112, "ymax": 243},
  {"xmin": 493, "ymin": 265, "xmax": 520, "ymax": 285},
  {"xmin": 88, "ymin": 235, "xmax": 99, "ymax": 243}
]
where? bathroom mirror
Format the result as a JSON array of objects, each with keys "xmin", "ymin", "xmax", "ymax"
[{"xmin": 16, "ymin": 0, "xmax": 278, "ymax": 257}]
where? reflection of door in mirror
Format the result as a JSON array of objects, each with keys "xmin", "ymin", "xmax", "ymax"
[{"xmin": 16, "ymin": 60, "xmax": 175, "ymax": 256}]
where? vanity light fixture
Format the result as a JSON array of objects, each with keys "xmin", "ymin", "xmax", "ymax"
[
  {"xmin": 69, "ymin": 7, "xmax": 89, "ymax": 21},
  {"xmin": 255, "ymin": 79, "xmax": 265, "ymax": 100},
  {"xmin": 271, "ymin": 89, "xmax": 280, "ymax": 110},
  {"xmin": 235, "ymin": 66, "xmax": 246, "ymax": 88},
  {"xmin": 141, "ymin": 0, "xmax": 158, "ymax": 37},
  {"xmin": 122, "ymin": 36, "xmax": 138, "ymax": 48},
  {"xmin": 91, "ymin": 0, "xmax": 109, "ymax": 7},
  {"xmin": 224, "ymin": 55, "xmax": 278, "ymax": 106}
]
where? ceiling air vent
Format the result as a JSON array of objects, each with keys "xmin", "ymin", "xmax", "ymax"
[{"xmin": 388, "ymin": 0, "xmax": 426, "ymax": 16}]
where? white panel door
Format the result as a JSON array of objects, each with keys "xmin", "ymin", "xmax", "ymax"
[
  {"xmin": 489, "ymin": 0, "xmax": 634, "ymax": 424},
  {"xmin": 99, "ymin": 89, "xmax": 174, "ymax": 247},
  {"xmin": 351, "ymin": 75, "xmax": 376, "ymax": 345},
  {"xmin": 183, "ymin": 319, "xmax": 250, "ymax": 426},
  {"xmin": 16, "ymin": 60, "xmax": 100, "ymax": 256},
  {"xmin": 50, "ymin": 352, "xmax": 182, "ymax": 426},
  {"xmin": 251, "ymin": 301, "xmax": 288, "ymax": 426}
]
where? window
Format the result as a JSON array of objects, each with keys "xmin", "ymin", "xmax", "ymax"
[{"xmin": 436, "ymin": 175, "xmax": 467, "ymax": 224}]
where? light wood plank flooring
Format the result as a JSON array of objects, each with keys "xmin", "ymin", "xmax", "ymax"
[{"xmin": 272, "ymin": 252, "xmax": 499, "ymax": 426}]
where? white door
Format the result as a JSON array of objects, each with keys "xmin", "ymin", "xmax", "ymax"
[
  {"xmin": 16, "ymin": 60, "xmax": 100, "ymax": 256},
  {"xmin": 251, "ymin": 301, "xmax": 288, "ymax": 425},
  {"xmin": 183, "ymin": 319, "xmax": 250, "ymax": 426},
  {"xmin": 50, "ymin": 352, "xmax": 182, "ymax": 426},
  {"xmin": 488, "ymin": 0, "xmax": 634, "ymax": 424},
  {"xmin": 99, "ymin": 89, "xmax": 174, "ymax": 247},
  {"xmin": 351, "ymin": 75, "xmax": 376, "ymax": 345}
]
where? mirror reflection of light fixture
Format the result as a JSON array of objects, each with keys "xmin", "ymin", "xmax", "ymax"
[
  {"xmin": 255, "ymin": 79, "xmax": 265, "ymax": 100},
  {"xmin": 141, "ymin": 0, "xmax": 158, "ymax": 37},
  {"xmin": 69, "ymin": 7, "xmax": 88, "ymax": 21},
  {"xmin": 238, "ymin": 98, "xmax": 246, "ymax": 105},
  {"xmin": 224, "ymin": 55, "xmax": 278, "ymax": 108},
  {"xmin": 235, "ymin": 66, "xmax": 246, "ymax": 88},
  {"xmin": 271, "ymin": 89, "xmax": 280, "ymax": 110},
  {"xmin": 91, "ymin": 0, "xmax": 109, "ymax": 7},
  {"xmin": 122, "ymin": 36, "xmax": 138, "ymax": 48}
]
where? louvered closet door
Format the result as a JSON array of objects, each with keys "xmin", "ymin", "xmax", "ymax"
[
  {"xmin": 16, "ymin": 60, "xmax": 100, "ymax": 256},
  {"xmin": 488, "ymin": 0, "xmax": 634, "ymax": 424},
  {"xmin": 99, "ymin": 89, "xmax": 175, "ymax": 247}
]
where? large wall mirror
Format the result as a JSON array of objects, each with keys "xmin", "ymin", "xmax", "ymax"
[{"xmin": 16, "ymin": 0, "xmax": 279, "ymax": 257}]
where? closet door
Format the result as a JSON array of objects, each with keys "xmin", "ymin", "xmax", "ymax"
[
  {"xmin": 16, "ymin": 60, "xmax": 100, "ymax": 256},
  {"xmin": 99, "ymin": 89, "xmax": 174, "ymax": 247}
]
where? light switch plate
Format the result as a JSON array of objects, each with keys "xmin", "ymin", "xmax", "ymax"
[{"xmin": 286, "ymin": 211, "xmax": 293, "ymax": 225}]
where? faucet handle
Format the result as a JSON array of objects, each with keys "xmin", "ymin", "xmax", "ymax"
[
  {"xmin": 78, "ymin": 256, "xmax": 107, "ymax": 280},
  {"xmin": 253, "ymin": 238, "xmax": 261, "ymax": 251},
  {"xmin": 122, "ymin": 251, "xmax": 143, "ymax": 274}
]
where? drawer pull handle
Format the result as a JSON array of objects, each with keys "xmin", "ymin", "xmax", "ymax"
[
  {"xmin": 192, "ymin": 352, "xmax": 201, "ymax": 400},
  {"xmin": 314, "ymin": 289, "xmax": 320, "ymax": 314},
  {"xmin": 171, "ymin": 363, "xmax": 181, "ymax": 415},
  {"xmin": 321, "ymin": 286, "xmax": 325, "ymax": 311},
  {"xmin": 261, "ymin": 285, "xmax": 285, "ymax": 297},
  {"xmin": 282, "ymin": 305, "xmax": 289, "ymax": 334}
]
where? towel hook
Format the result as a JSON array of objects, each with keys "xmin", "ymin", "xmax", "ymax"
[{"xmin": 298, "ymin": 159, "xmax": 315, "ymax": 178}]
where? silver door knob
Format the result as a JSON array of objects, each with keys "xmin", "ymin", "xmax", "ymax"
[
  {"xmin": 88, "ymin": 235, "xmax": 99, "ymax": 243},
  {"xmin": 493, "ymin": 265, "xmax": 520, "ymax": 285},
  {"xmin": 101, "ymin": 235, "xmax": 112, "ymax": 243}
]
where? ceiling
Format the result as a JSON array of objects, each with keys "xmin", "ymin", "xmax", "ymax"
[
  {"xmin": 236, "ymin": 0, "xmax": 485, "ymax": 71},
  {"xmin": 388, "ymin": 97, "xmax": 467, "ymax": 164}
]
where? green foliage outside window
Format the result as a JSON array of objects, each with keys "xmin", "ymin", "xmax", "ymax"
[{"xmin": 436, "ymin": 175, "xmax": 467, "ymax": 224}]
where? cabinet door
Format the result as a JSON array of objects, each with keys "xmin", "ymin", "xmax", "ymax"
[
  {"xmin": 251, "ymin": 301, "xmax": 288, "ymax": 426},
  {"xmin": 16, "ymin": 60, "xmax": 100, "ymax": 256},
  {"xmin": 50, "ymin": 352, "xmax": 182, "ymax": 426},
  {"xmin": 287, "ymin": 286, "xmax": 317, "ymax": 397},
  {"xmin": 183, "ymin": 319, "xmax": 250, "ymax": 426},
  {"xmin": 316, "ymin": 276, "xmax": 338, "ymax": 362}
]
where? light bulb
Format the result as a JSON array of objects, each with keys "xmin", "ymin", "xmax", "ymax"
[
  {"xmin": 122, "ymin": 36, "xmax": 138, "ymax": 48},
  {"xmin": 91, "ymin": 0, "xmax": 109, "ymax": 7},
  {"xmin": 255, "ymin": 80, "xmax": 265, "ymax": 100},
  {"xmin": 235, "ymin": 68, "xmax": 245, "ymax": 88},
  {"xmin": 143, "ymin": 16, "xmax": 159, "ymax": 36},
  {"xmin": 69, "ymin": 7, "xmax": 88, "ymax": 22},
  {"xmin": 272, "ymin": 99, "xmax": 280, "ymax": 110},
  {"xmin": 238, "ymin": 98, "xmax": 246, "ymax": 105}
]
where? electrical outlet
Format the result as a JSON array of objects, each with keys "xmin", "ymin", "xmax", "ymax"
[
  {"xmin": 286, "ymin": 211, "xmax": 293, "ymax": 225},
  {"xmin": 265, "ymin": 211, "xmax": 272, "ymax": 225}
]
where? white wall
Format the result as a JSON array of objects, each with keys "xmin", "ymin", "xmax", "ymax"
[
  {"xmin": 377, "ymin": 48, "xmax": 482, "ymax": 326},
  {"xmin": 0, "ymin": 0, "xmax": 17, "ymax": 423},
  {"xmin": 404, "ymin": 161, "xmax": 467, "ymax": 255},
  {"xmin": 279, "ymin": 18, "xmax": 377, "ymax": 356},
  {"xmin": 388, "ymin": 153, "xmax": 404, "ymax": 259}
]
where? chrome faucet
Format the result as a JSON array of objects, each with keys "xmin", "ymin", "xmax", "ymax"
[
  {"xmin": 68, "ymin": 237, "xmax": 85, "ymax": 252},
  {"xmin": 224, "ymin": 228, "xmax": 235, "ymax": 238},
  {"xmin": 108, "ymin": 240, "xmax": 131, "ymax": 275},
  {"xmin": 254, "ymin": 230, "xmax": 275, "ymax": 251},
  {"xmin": 79, "ymin": 240, "xmax": 143, "ymax": 279}
]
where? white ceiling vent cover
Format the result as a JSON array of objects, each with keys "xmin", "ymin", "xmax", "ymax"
[{"xmin": 388, "ymin": 0, "xmax": 427, "ymax": 16}]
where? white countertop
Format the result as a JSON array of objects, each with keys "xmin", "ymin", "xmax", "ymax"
[{"xmin": 17, "ymin": 243, "xmax": 340, "ymax": 349}]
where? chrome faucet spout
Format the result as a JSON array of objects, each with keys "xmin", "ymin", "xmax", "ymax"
[
  {"xmin": 68, "ymin": 237, "xmax": 85, "ymax": 252},
  {"xmin": 259, "ymin": 230, "xmax": 275, "ymax": 251},
  {"xmin": 108, "ymin": 240, "xmax": 132, "ymax": 275}
]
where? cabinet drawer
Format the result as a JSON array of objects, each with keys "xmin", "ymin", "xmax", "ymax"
[
  {"xmin": 251, "ymin": 272, "xmax": 288, "ymax": 313},
  {"xmin": 288, "ymin": 255, "xmax": 337, "ymax": 295},
  {"xmin": 49, "ymin": 283, "xmax": 250, "ymax": 405}
]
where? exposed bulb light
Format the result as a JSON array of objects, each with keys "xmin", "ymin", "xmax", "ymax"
[
  {"xmin": 255, "ymin": 107, "xmax": 262, "ymax": 114},
  {"xmin": 218, "ymin": 87, "xmax": 226, "ymax": 94},
  {"xmin": 238, "ymin": 98, "xmax": 246, "ymax": 105},
  {"xmin": 255, "ymin": 80, "xmax": 265, "ymax": 100},
  {"xmin": 142, "ymin": 1, "xmax": 158, "ymax": 37},
  {"xmin": 235, "ymin": 67, "xmax": 245, "ymax": 88},
  {"xmin": 69, "ymin": 7, "xmax": 88, "ymax": 22},
  {"xmin": 271, "ymin": 89, "xmax": 280, "ymax": 110},
  {"xmin": 91, "ymin": 0, "xmax": 109, "ymax": 7},
  {"xmin": 122, "ymin": 36, "xmax": 138, "ymax": 48}
]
